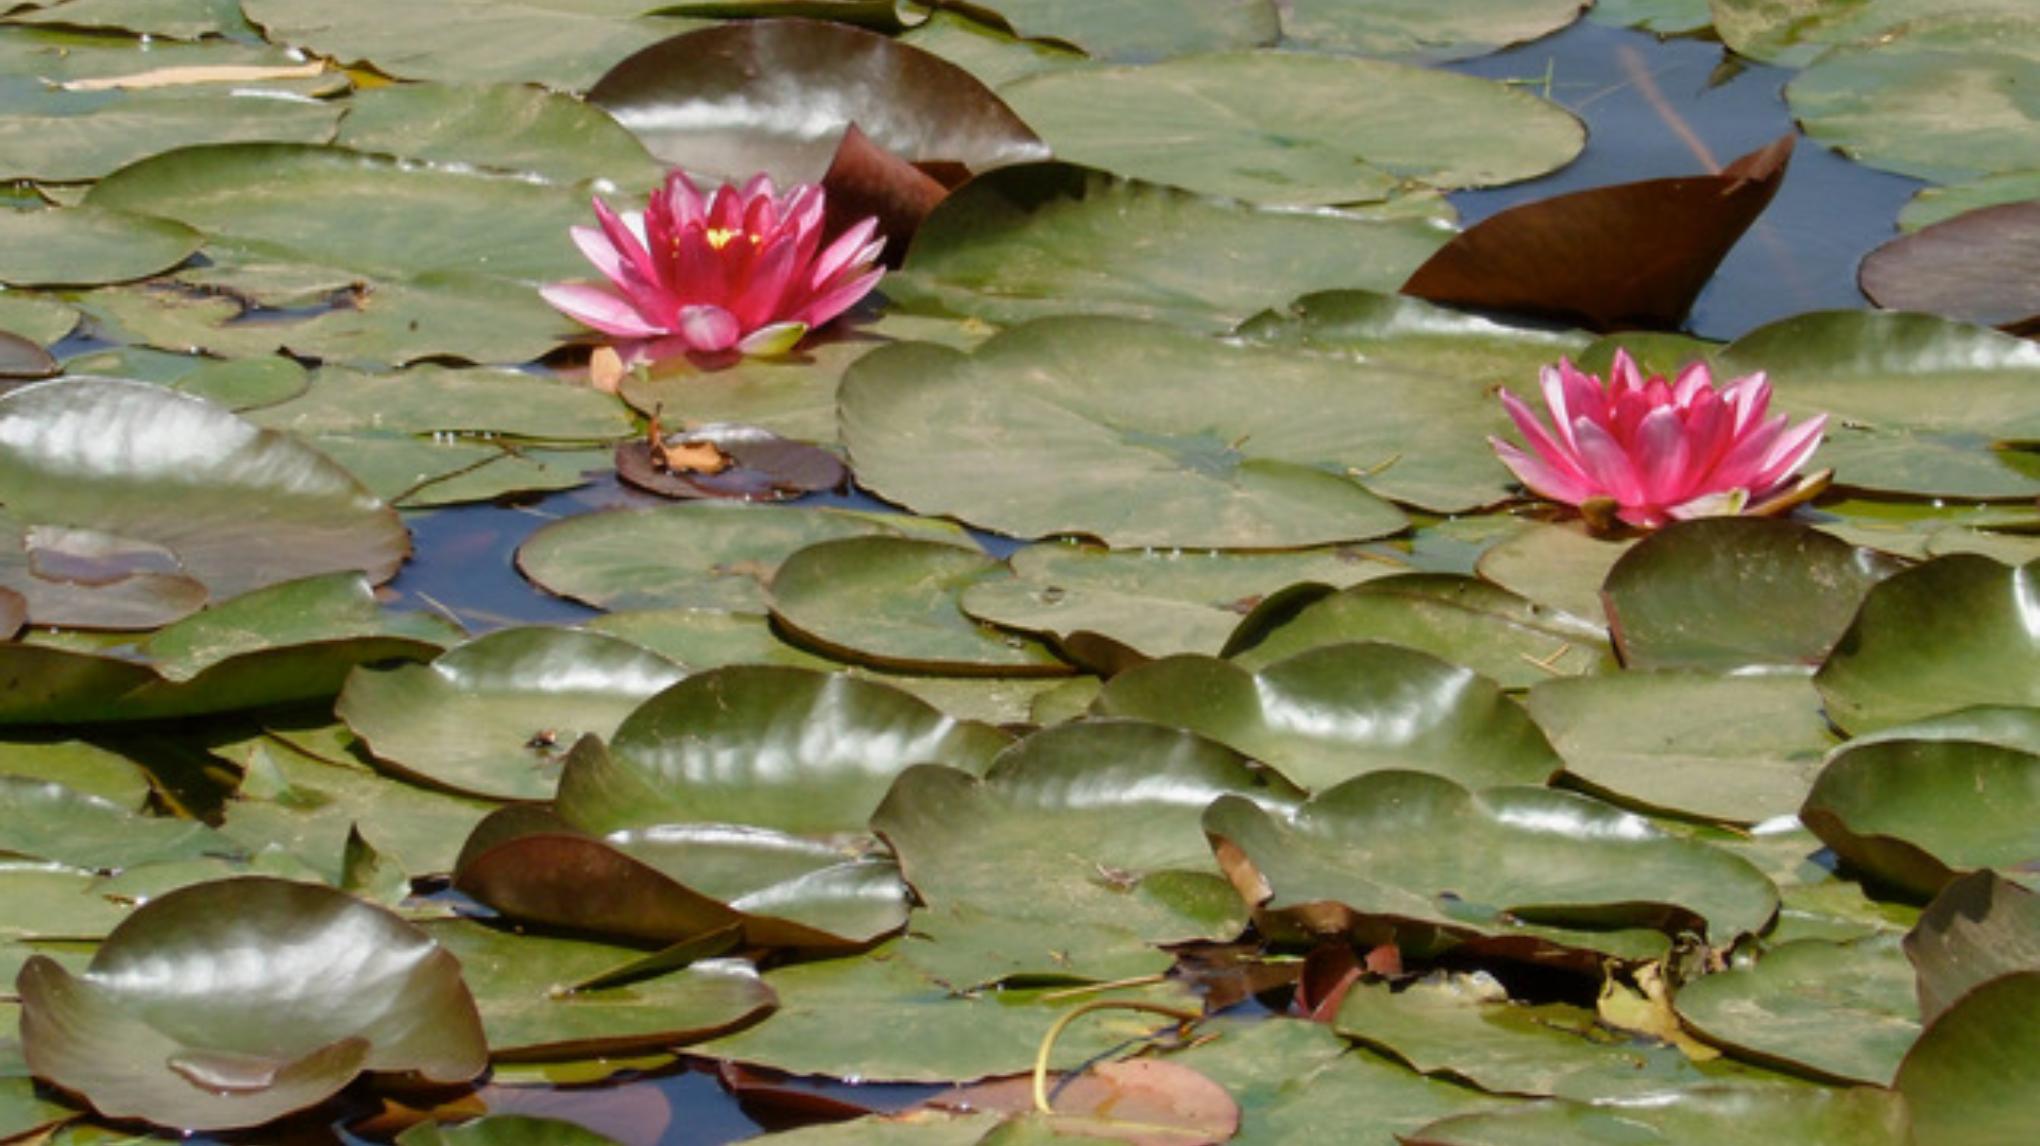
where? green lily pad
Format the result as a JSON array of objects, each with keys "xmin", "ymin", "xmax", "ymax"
[
  {"xmin": 1673, "ymin": 934, "xmax": 1921, "ymax": 1085},
  {"xmin": 1600, "ymin": 518, "xmax": 1903, "ymax": 672},
  {"xmin": 1800, "ymin": 706, "xmax": 2040, "ymax": 899},
  {"xmin": 957, "ymin": 539, "xmax": 1404, "ymax": 670},
  {"xmin": 1722, "ymin": 822, "xmax": 1925, "ymax": 947},
  {"xmin": 1709, "ymin": 0, "xmax": 2036, "ymax": 67},
  {"xmin": 1814, "ymin": 556, "xmax": 2040, "ymax": 733},
  {"xmin": 1204, "ymin": 771, "xmax": 1778, "ymax": 961},
  {"xmin": 4, "ymin": 0, "xmax": 254, "ymax": 39},
  {"xmin": 1526, "ymin": 671, "xmax": 1837, "ymax": 824},
  {"xmin": 1789, "ymin": 41, "xmax": 2040, "ymax": 183},
  {"xmin": 397, "ymin": 1115, "xmax": 629, "ymax": 1146},
  {"xmin": 768, "ymin": 536, "xmax": 1070, "ymax": 675},
  {"xmin": 588, "ymin": 607, "xmax": 836, "ymax": 670},
  {"xmin": 1716, "ymin": 311, "xmax": 2040, "ymax": 499},
  {"xmin": 896, "ymin": 7, "xmax": 1085, "ymax": 86},
  {"xmin": 695, "ymin": 940, "xmax": 1203, "ymax": 1082},
  {"xmin": 841, "ymin": 318, "xmax": 1480, "ymax": 545},
  {"xmin": 1905, "ymin": 871, "xmax": 2040, "ymax": 1024},
  {"xmin": 0, "ymin": 573, "xmax": 458, "ymax": 725},
  {"xmin": 454, "ymin": 798, "xmax": 910, "ymax": 950},
  {"xmin": 1333, "ymin": 974, "xmax": 1722, "ymax": 1099},
  {"xmin": 334, "ymin": 81, "xmax": 662, "ymax": 190},
  {"xmin": 337, "ymin": 628, "xmax": 685, "ymax": 802},
  {"xmin": 586, "ymin": 18, "xmax": 1046, "ymax": 185},
  {"xmin": 1892, "ymin": 970, "xmax": 2040, "ymax": 1146},
  {"xmin": 0, "ymin": 292, "xmax": 79, "ymax": 346},
  {"xmin": 1229, "ymin": 574, "xmax": 1615, "ymax": 689},
  {"xmin": 17, "ymin": 877, "xmax": 486, "ymax": 1131},
  {"xmin": 1405, "ymin": 1084, "xmax": 1912, "ymax": 1145},
  {"xmin": 517, "ymin": 502, "xmax": 965, "ymax": 613},
  {"xmin": 1900, "ymin": 172, "xmax": 2040, "ymax": 231},
  {"xmin": 247, "ymin": 364, "xmax": 633, "ymax": 443},
  {"xmin": 559, "ymin": 665, "xmax": 1011, "ymax": 837},
  {"xmin": 215, "ymin": 733, "xmax": 498, "ymax": 883},
  {"xmin": 1278, "ymin": 0, "xmax": 1589, "ymax": 62},
  {"xmin": 0, "ymin": 864, "xmax": 129, "ymax": 944},
  {"xmin": 1000, "ymin": 51, "xmax": 1583, "ymax": 205},
  {"xmin": 58, "ymin": 349, "xmax": 309, "ymax": 412},
  {"xmin": 885, "ymin": 164, "xmax": 1452, "ymax": 334},
  {"xmin": 0, "ymin": 775, "xmax": 232, "ymax": 872},
  {"xmin": 0, "ymin": 206, "xmax": 199, "ymax": 288},
  {"xmin": 0, "ymin": 736, "xmax": 150, "ymax": 810},
  {"xmin": 956, "ymin": 0, "xmax": 1276, "ymax": 60},
  {"xmin": 1095, "ymin": 644, "xmax": 1562, "ymax": 792},
  {"xmin": 872, "ymin": 720, "xmax": 1297, "ymax": 982},
  {"xmin": 1472, "ymin": 522, "xmax": 1630, "ymax": 625},
  {"xmin": 422, "ymin": 916, "xmax": 772, "ymax": 1060},
  {"xmin": 0, "ymin": 378, "xmax": 408, "ymax": 627},
  {"xmin": 242, "ymin": 0, "xmax": 701, "ymax": 89},
  {"xmin": 0, "ymin": 66, "xmax": 343, "ymax": 183}
]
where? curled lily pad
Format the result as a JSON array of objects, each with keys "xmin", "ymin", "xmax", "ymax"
[
  {"xmin": 1405, "ymin": 1085, "xmax": 1912, "ymax": 1145},
  {"xmin": 871, "ymin": 719, "xmax": 1299, "ymax": 982},
  {"xmin": 1892, "ymin": 970, "xmax": 2040, "ymax": 1146},
  {"xmin": 768, "ymin": 536, "xmax": 1071, "ymax": 675},
  {"xmin": 1601, "ymin": 518, "xmax": 1904, "ymax": 672},
  {"xmin": 1526, "ymin": 671, "xmax": 1837, "ymax": 825},
  {"xmin": 422, "ymin": 916, "xmax": 773, "ymax": 1061},
  {"xmin": 1814, "ymin": 555, "xmax": 2040, "ymax": 734},
  {"xmin": 559, "ymin": 665, "xmax": 1011, "ymax": 837},
  {"xmin": 587, "ymin": 18, "xmax": 1047, "ymax": 185},
  {"xmin": 336, "ymin": 628, "xmax": 687, "ymax": 802},
  {"xmin": 454, "ymin": 797, "xmax": 910, "ymax": 951},
  {"xmin": 17, "ymin": 877, "xmax": 486, "ymax": 1131},
  {"xmin": 1800, "ymin": 706, "xmax": 2040, "ymax": 900},
  {"xmin": 1204, "ymin": 771, "xmax": 1779, "ymax": 963},
  {"xmin": 0, "ymin": 572, "xmax": 458, "ymax": 725},
  {"xmin": 1093, "ymin": 644, "xmax": 1563, "ymax": 792},
  {"xmin": 0, "ymin": 378, "xmax": 408, "ymax": 627},
  {"xmin": 1672, "ymin": 934, "xmax": 1922, "ymax": 1085},
  {"xmin": 1905, "ymin": 871, "xmax": 2040, "ymax": 1024},
  {"xmin": 1280, "ymin": 0, "xmax": 1589, "ymax": 61},
  {"xmin": 1229, "ymin": 574, "xmax": 1615, "ymax": 689}
]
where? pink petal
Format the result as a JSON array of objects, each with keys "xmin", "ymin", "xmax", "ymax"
[
  {"xmin": 1708, "ymin": 411, "xmax": 1790, "ymax": 491},
  {"xmin": 1491, "ymin": 438, "xmax": 1598, "ymax": 505},
  {"xmin": 810, "ymin": 217, "xmax": 881, "ymax": 289},
  {"xmin": 1672, "ymin": 360, "xmax": 1713, "ymax": 406},
  {"xmin": 569, "ymin": 224, "xmax": 629, "ymax": 284},
  {"xmin": 1498, "ymin": 388, "xmax": 1595, "ymax": 490},
  {"xmin": 1632, "ymin": 404, "xmax": 1694, "ymax": 507},
  {"xmin": 1571, "ymin": 416, "xmax": 1646, "ymax": 509},
  {"xmin": 728, "ymin": 231, "xmax": 800, "ymax": 330},
  {"xmin": 790, "ymin": 266, "xmax": 883, "ymax": 330},
  {"xmin": 1749, "ymin": 414, "xmax": 1828, "ymax": 497},
  {"xmin": 540, "ymin": 283, "xmax": 667, "ymax": 338},
  {"xmin": 1721, "ymin": 372, "xmax": 1772, "ymax": 436},
  {"xmin": 665, "ymin": 171, "xmax": 706, "ymax": 228},
  {"xmin": 676, "ymin": 304, "xmax": 740, "ymax": 352},
  {"xmin": 591, "ymin": 196, "xmax": 660, "ymax": 290},
  {"xmin": 1608, "ymin": 348, "xmax": 1644, "ymax": 395},
  {"xmin": 669, "ymin": 227, "xmax": 731, "ymax": 311}
]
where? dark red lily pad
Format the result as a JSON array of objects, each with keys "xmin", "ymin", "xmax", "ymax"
[
  {"xmin": 587, "ymin": 18, "xmax": 1050, "ymax": 186},
  {"xmin": 1401, "ymin": 134, "xmax": 1794, "ymax": 331},
  {"xmin": 820, "ymin": 123, "xmax": 952, "ymax": 266},
  {"xmin": 1860, "ymin": 200, "xmax": 2040, "ymax": 336},
  {"xmin": 0, "ymin": 331, "xmax": 58, "ymax": 380},
  {"xmin": 615, "ymin": 421, "xmax": 846, "ymax": 501}
]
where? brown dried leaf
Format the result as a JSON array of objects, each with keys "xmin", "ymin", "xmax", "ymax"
[
  {"xmin": 1402, "ymin": 134, "xmax": 1794, "ymax": 331},
  {"xmin": 1860, "ymin": 199, "xmax": 2040, "ymax": 335},
  {"xmin": 821, "ymin": 123, "xmax": 948, "ymax": 267}
]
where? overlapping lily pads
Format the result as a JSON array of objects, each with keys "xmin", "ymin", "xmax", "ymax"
[
  {"xmin": 0, "ymin": 206, "xmax": 199, "ymax": 287},
  {"xmin": 16, "ymin": 877, "xmax": 486, "ymax": 1130},
  {"xmin": 841, "ymin": 317, "xmax": 1534, "ymax": 546},
  {"xmin": 1094, "ymin": 644, "xmax": 1563, "ymax": 791},
  {"xmin": 1000, "ymin": 50, "xmax": 1584, "ymax": 205},
  {"xmin": 1204, "ymin": 771, "xmax": 1778, "ymax": 962},
  {"xmin": 1406, "ymin": 1085, "xmax": 1911, "ymax": 1145},
  {"xmin": 883, "ymin": 164, "xmax": 1454, "ymax": 333},
  {"xmin": 1673, "ymin": 934, "xmax": 1922, "ymax": 1084}
]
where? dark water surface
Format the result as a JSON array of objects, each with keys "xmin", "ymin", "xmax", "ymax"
[{"xmin": 368, "ymin": 18, "xmax": 1922, "ymax": 1144}]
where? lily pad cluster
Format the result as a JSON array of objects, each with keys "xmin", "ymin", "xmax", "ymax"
[{"xmin": 1, "ymin": 2, "xmax": 2037, "ymax": 1145}]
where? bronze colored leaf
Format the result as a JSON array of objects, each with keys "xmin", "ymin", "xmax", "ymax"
[
  {"xmin": 1401, "ymin": 134, "xmax": 1794, "ymax": 331},
  {"xmin": 820, "ymin": 123, "xmax": 950, "ymax": 267},
  {"xmin": 1860, "ymin": 200, "xmax": 2040, "ymax": 336}
]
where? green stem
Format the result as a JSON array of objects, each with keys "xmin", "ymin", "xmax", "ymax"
[{"xmin": 1030, "ymin": 999, "xmax": 1204, "ymax": 1115}]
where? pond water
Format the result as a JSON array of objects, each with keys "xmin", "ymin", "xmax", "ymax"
[{"xmin": 348, "ymin": 18, "xmax": 1932, "ymax": 1145}]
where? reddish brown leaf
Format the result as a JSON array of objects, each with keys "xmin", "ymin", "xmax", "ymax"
[
  {"xmin": 1291, "ymin": 942, "xmax": 1361, "ymax": 1023},
  {"xmin": 716, "ymin": 1061, "xmax": 881, "ymax": 1132},
  {"xmin": 1860, "ymin": 199, "xmax": 2040, "ymax": 335},
  {"xmin": 1401, "ymin": 134, "xmax": 1795, "ymax": 331},
  {"xmin": 615, "ymin": 422, "xmax": 846, "ymax": 502},
  {"xmin": 926, "ymin": 1059, "xmax": 1239, "ymax": 1145},
  {"xmin": 0, "ymin": 331, "xmax": 58, "ymax": 380},
  {"xmin": 822, "ymin": 123, "xmax": 950, "ymax": 267}
]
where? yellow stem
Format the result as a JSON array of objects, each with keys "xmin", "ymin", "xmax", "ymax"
[{"xmin": 1030, "ymin": 1000, "xmax": 1204, "ymax": 1116}]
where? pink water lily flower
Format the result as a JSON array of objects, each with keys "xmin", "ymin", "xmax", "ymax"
[
  {"xmin": 542, "ymin": 171, "xmax": 885, "ymax": 362},
  {"xmin": 1491, "ymin": 350, "xmax": 1827, "ymax": 529}
]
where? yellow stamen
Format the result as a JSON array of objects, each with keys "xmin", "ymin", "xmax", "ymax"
[{"xmin": 702, "ymin": 227, "xmax": 762, "ymax": 250}]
